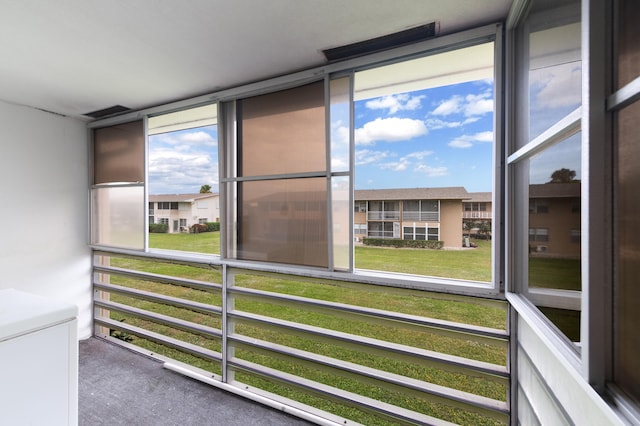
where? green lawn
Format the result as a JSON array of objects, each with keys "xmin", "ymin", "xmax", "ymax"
[
  {"xmin": 120, "ymin": 232, "xmax": 577, "ymax": 423},
  {"xmin": 149, "ymin": 232, "xmax": 493, "ymax": 281}
]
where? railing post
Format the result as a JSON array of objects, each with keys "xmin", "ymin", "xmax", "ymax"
[{"xmin": 221, "ymin": 264, "xmax": 234, "ymax": 383}]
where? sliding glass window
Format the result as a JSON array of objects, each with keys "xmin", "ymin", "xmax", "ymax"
[{"xmin": 509, "ymin": 0, "xmax": 582, "ymax": 345}]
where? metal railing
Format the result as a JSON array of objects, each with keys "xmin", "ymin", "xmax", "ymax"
[
  {"xmin": 367, "ymin": 211, "xmax": 401, "ymax": 221},
  {"xmin": 92, "ymin": 249, "xmax": 509, "ymax": 425},
  {"xmin": 402, "ymin": 211, "xmax": 440, "ymax": 222},
  {"xmin": 463, "ymin": 211, "xmax": 492, "ymax": 219}
]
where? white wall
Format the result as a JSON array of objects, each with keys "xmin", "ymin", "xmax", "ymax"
[{"xmin": 0, "ymin": 100, "xmax": 92, "ymax": 339}]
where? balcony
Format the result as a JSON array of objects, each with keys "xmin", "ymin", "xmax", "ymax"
[
  {"xmin": 91, "ymin": 249, "xmax": 510, "ymax": 425},
  {"xmin": 463, "ymin": 211, "xmax": 492, "ymax": 219},
  {"xmin": 79, "ymin": 337, "xmax": 312, "ymax": 425}
]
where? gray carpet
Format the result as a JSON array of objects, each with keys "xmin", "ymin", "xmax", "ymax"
[{"xmin": 79, "ymin": 337, "xmax": 314, "ymax": 426}]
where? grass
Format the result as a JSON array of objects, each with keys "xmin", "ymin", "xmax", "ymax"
[{"xmin": 107, "ymin": 233, "xmax": 589, "ymax": 424}]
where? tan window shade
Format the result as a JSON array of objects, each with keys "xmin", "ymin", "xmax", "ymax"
[
  {"xmin": 93, "ymin": 120, "xmax": 144, "ymax": 184},
  {"xmin": 617, "ymin": 0, "xmax": 640, "ymax": 89},
  {"xmin": 615, "ymin": 100, "xmax": 640, "ymax": 401},
  {"xmin": 239, "ymin": 81, "xmax": 326, "ymax": 176},
  {"xmin": 237, "ymin": 178, "xmax": 328, "ymax": 268}
]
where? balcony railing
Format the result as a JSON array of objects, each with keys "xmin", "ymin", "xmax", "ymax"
[
  {"xmin": 92, "ymin": 249, "xmax": 509, "ymax": 425},
  {"xmin": 402, "ymin": 211, "xmax": 440, "ymax": 222},
  {"xmin": 367, "ymin": 210, "xmax": 401, "ymax": 221},
  {"xmin": 463, "ymin": 211, "xmax": 492, "ymax": 219}
]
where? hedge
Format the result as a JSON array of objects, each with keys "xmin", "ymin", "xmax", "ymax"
[
  {"xmin": 362, "ymin": 237, "xmax": 443, "ymax": 249},
  {"xmin": 205, "ymin": 222, "xmax": 220, "ymax": 232},
  {"xmin": 149, "ymin": 223, "xmax": 168, "ymax": 233}
]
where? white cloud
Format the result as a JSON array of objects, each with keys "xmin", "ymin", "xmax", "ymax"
[
  {"xmin": 180, "ymin": 131, "xmax": 217, "ymax": 146},
  {"xmin": 432, "ymin": 96, "xmax": 462, "ymax": 116},
  {"xmin": 401, "ymin": 150, "xmax": 433, "ymax": 161},
  {"xmin": 426, "ymin": 117, "xmax": 480, "ymax": 130},
  {"xmin": 355, "ymin": 149, "xmax": 390, "ymax": 166},
  {"xmin": 355, "ymin": 117, "xmax": 427, "ymax": 145},
  {"xmin": 365, "ymin": 94, "xmax": 425, "ymax": 114},
  {"xmin": 380, "ymin": 161, "xmax": 409, "ymax": 172},
  {"xmin": 431, "ymin": 91, "xmax": 493, "ymax": 118},
  {"xmin": 448, "ymin": 131, "xmax": 494, "ymax": 149},
  {"xmin": 532, "ymin": 63, "xmax": 582, "ymax": 109},
  {"xmin": 414, "ymin": 164, "xmax": 449, "ymax": 176},
  {"xmin": 464, "ymin": 93, "xmax": 493, "ymax": 116}
]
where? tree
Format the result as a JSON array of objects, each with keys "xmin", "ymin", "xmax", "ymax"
[
  {"xmin": 548, "ymin": 168, "xmax": 577, "ymax": 183},
  {"xmin": 200, "ymin": 184, "xmax": 212, "ymax": 193}
]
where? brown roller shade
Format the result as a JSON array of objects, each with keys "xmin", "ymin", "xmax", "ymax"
[{"xmin": 93, "ymin": 120, "xmax": 144, "ymax": 184}]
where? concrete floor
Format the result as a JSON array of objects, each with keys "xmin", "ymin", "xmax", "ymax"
[{"xmin": 79, "ymin": 338, "xmax": 314, "ymax": 426}]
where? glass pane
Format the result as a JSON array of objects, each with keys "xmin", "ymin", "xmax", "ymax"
[
  {"xmin": 332, "ymin": 176, "xmax": 350, "ymax": 270},
  {"xmin": 528, "ymin": 20, "xmax": 581, "ymax": 142},
  {"xmin": 147, "ymin": 106, "xmax": 219, "ymax": 254},
  {"xmin": 353, "ymin": 42, "xmax": 494, "ymax": 281},
  {"xmin": 330, "ymin": 77, "xmax": 351, "ymax": 173},
  {"xmin": 237, "ymin": 178, "xmax": 328, "ymax": 267},
  {"xmin": 93, "ymin": 121, "xmax": 144, "ymax": 184},
  {"xmin": 91, "ymin": 186, "xmax": 144, "ymax": 249},
  {"xmin": 527, "ymin": 134, "xmax": 582, "ymax": 342},
  {"xmin": 616, "ymin": 0, "xmax": 640, "ymax": 89},
  {"xmin": 615, "ymin": 100, "xmax": 640, "ymax": 401},
  {"xmin": 239, "ymin": 81, "xmax": 326, "ymax": 176}
]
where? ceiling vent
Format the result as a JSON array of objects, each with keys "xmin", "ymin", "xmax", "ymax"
[
  {"xmin": 84, "ymin": 105, "xmax": 131, "ymax": 119},
  {"xmin": 322, "ymin": 22, "xmax": 438, "ymax": 62}
]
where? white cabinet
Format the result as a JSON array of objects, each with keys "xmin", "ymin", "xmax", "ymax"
[{"xmin": 0, "ymin": 289, "xmax": 78, "ymax": 426}]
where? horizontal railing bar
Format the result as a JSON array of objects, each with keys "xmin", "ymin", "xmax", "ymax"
[
  {"xmin": 94, "ymin": 264, "xmax": 222, "ymax": 292},
  {"xmin": 94, "ymin": 282, "xmax": 222, "ymax": 316},
  {"xmin": 93, "ymin": 248, "xmax": 222, "ymax": 268},
  {"xmin": 92, "ymin": 247, "xmax": 503, "ymax": 298},
  {"xmin": 230, "ymin": 334, "xmax": 508, "ymax": 420},
  {"xmin": 94, "ymin": 316, "xmax": 222, "ymax": 362},
  {"xmin": 229, "ymin": 357, "xmax": 457, "ymax": 426},
  {"xmin": 230, "ymin": 286, "xmax": 507, "ymax": 344},
  {"xmin": 230, "ymin": 310, "xmax": 508, "ymax": 381},
  {"xmin": 95, "ymin": 299, "xmax": 222, "ymax": 340}
]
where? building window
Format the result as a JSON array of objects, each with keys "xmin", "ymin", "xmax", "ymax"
[
  {"xmin": 570, "ymin": 229, "xmax": 580, "ymax": 244},
  {"xmin": 529, "ymin": 228, "xmax": 549, "ymax": 243},
  {"xmin": 159, "ymin": 218, "xmax": 169, "ymax": 225},
  {"xmin": 179, "ymin": 218, "xmax": 187, "ymax": 227},
  {"xmin": 199, "ymin": 218, "xmax": 208, "ymax": 224},
  {"xmin": 354, "ymin": 201, "xmax": 366, "ymax": 213},
  {"xmin": 529, "ymin": 199, "xmax": 549, "ymax": 214}
]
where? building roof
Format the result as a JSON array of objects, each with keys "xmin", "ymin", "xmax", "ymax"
[
  {"xmin": 149, "ymin": 193, "xmax": 219, "ymax": 203},
  {"xmin": 355, "ymin": 187, "xmax": 470, "ymax": 201},
  {"xmin": 465, "ymin": 192, "xmax": 492, "ymax": 202},
  {"xmin": 529, "ymin": 182, "xmax": 581, "ymax": 198}
]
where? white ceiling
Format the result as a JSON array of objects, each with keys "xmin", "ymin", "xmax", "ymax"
[{"xmin": 0, "ymin": 0, "xmax": 512, "ymax": 120}]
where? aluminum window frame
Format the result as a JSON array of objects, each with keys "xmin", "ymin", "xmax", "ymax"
[{"xmin": 88, "ymin": 23, "xmax": 505, "ymax": 299}]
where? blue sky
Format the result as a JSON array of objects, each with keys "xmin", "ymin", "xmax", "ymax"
[
  {"xmin": 352, "ymin": 80, "xmax": 495, "ymax": 192},
  {"xmin": 147, "ymin": 61, "xmax": 581, "ymax": 196},
  {"xmin": 148, "ymin": 126, "xmax": 218, "ymax": 195}
]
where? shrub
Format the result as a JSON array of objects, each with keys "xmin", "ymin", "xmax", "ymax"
[
  {"xmin": 362, "ymin": 237, "xmax": 443, "ymax": 249},
  {"xmin": 205, "ymin": 222, "xmax": 220, "ymax": 232},
  {"xmin": 190, "ymin": 223, "xmax": 209, "ymax": 233},
  {"xmin": 149, "ymin": 223, "xmax": 168, "ymax": 233}
]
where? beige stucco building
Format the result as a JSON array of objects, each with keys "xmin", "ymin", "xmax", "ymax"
[
  {"xmin": 149, "ymin": 193, "xmax": 220, "ymax": 233},
  {"xmin": 354, "ymin": 187, "xmax": 468, "ymax": 248}
]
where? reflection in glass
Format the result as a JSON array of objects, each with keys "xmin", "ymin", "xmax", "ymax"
[
  {"xmin": 614, "ymin": 100, "xmax": 640, "ymax": 401},
  {"xmin": 237, "ymin": 178, "xmax": 328, "ymax": 268},
  {"xmin": 332, "ymin": 176, "xmax": 350, "ymax": 270},
  {"xmin": 330, "ymin": 78, "xmax": 351, "ymax": 173},
  {"xmin": 527, "ymin": 135, "xmax": 581, "ymax": 342},
  {"xmin": 528, "ymin": 21, "xmax": 581, "ymax": 142}
]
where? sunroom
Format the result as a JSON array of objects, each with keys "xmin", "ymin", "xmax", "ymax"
[{"xmin": 0, "ymin": 0, "xmax": 638, "ymax": 425}]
